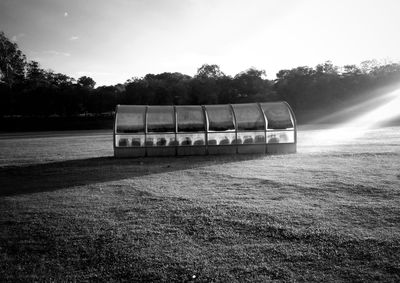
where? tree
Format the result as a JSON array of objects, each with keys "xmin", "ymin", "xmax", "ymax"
[
  {"xmin": 0, "ymin": 31, "xmax": 26, "ymax": 87},
  {"xmin": 233, "ymin": 68, "xmax": 275, "ymax": 102},
  {"xmin": 26, "ymin": 61, "xmax": 46, "ymax": 86},
  {"xmin": 77, "ymin": 76, "xmax": 96, "ymax": 89},
  {"xmin": 189, "ymin": 77, "xmax": 219, "ymax": 104},
  {"xmin": 195, "ymin": 64, "xmax": 225, "ymax": 79},
  {"xmin": 315, "ymin": 61, "xmax": 338, "ymax": 75},
  {"xmin": 274, "ymin": 66, "xmax": 316, "ymax": 111},
  {"xmin": 46, "ymin": 71, "xmax": 75, "ymax": 87}
]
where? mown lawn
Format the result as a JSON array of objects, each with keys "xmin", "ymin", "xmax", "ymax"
[{"xmin": 0, "ymin": 127, "xmax": 399, "ymax": 282}]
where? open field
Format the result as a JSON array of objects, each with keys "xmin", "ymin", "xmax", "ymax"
[{"xmin": 1, "ymin": 126, "xmax": 400, "ymax": 281}]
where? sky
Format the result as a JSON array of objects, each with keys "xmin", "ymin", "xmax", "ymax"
[{"xmin": 1, "ymin": 0, "xmax": 399, "ymax": 86}]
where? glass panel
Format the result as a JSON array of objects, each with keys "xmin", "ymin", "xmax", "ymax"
[
  {"xmin": 177, "ymin": 133, "xmax": 206, "ymax": 146},
  {"xmin": 145, "ymin": 133, "xmax": 176, "ymax": 147},
  {"xmin": 232, "ymin": 104, "xmax": 265, "ymax": 130},
  {"xmin": 176, "ymin": 106, "xmax": 206, "ymax": 132},
  {"xmin": 237, "ymin": 132, "xmax": 265, "ymax": 144},
  {"xmin": 116, "ymin": 105, "xmax": 146, "ymax": 133},
  {"xmin": 115, "ymin": 135, "xmax": 145, "ymax": 147},
  {"xmin": 267, "ymin": 131, "xmax": 295, "ymax": 143},
  {"xmin": 208, "ymin": 132, "xmax": 236, "ymax": 145},
  {"xmin": 260, "ymin": 102, "xmax": 294, "ymax": 129},
  {"xmin": 147, "ymin": 106, "xmax": 175, "ymax": 132},
  {"xmin": 205, "ymin": 105, "xmax": 235, "ymax": 131}
]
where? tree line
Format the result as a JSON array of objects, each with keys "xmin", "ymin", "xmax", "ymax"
[{"xmin": 1, "ymin": 31, "xmax": 400, "ymax": 122}]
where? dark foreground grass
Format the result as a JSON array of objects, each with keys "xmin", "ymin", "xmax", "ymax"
[{"xmin": 1, "ymin": 128, "xmax": 400, "ymax": 282}]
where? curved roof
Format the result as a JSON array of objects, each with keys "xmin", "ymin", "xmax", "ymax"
[{"xmin": 115, "ymin": 102, "xmax": 296, "ymax": 133}]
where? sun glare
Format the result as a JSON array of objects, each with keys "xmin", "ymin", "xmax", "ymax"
[{"xmin": 306, "ymin": 88, "xmax": 400, "ymax": 146}]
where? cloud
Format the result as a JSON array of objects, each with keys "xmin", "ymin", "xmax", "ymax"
[
  {"xmin": 11, "ymin": 33, "xmax": 25, "ymax": 42},
  {"xmin": 64, "ymin": 12, "xmax": 68, "ymax": 17},
  {"xmin": 76, "ymin": 71, "xmax": 113, "ymax": 77},
  {"xmin": 69, "ymin": 36, "xmax": 79, "ymax": 41},
  {"xmin": 43, "ymin": 50, "xmax": 71, "ymax": 57}
]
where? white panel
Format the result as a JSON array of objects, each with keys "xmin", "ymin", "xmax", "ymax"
[
  {"xmin": 267, "ymin": 131, "xmax": 295, "ymax": 143},
  {"xmin": 208, "ymin": 132, "xmax": 236, "ymax": 145},
  {"xmin": 145, "ymin": 133, "xmax": 176, "ymax": 146},
  {"xmin": 237, "ymin": 132, "xmax": 266, "ymax": 144},
  {"xmin": 177, "ymin": 133, "xmax": 206, "ymax": 146},
  {"xmin": 115, "ymin": 135, "xmax": 145, "ymax": 147}
]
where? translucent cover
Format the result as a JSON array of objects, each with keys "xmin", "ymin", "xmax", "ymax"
[
  {"xmin": 232, "ymin": 104, "xmax": 265, "ymax": 130},
  {"xmin": 260, "ymin": 102, "xmax": 294, "ymax": 129},
  {"xmin": 116, "ymin": 105, "xmax": 146, "ymax": 133},
  {"xmin": 176, "ymin": 106, "xmax": 206, "ymax": 132},
  {"xmin": 205, "ymin": 105, "xmax": 235, "ymax": 131},
  {"xmin": 267, "ymin": 130, "xmax": 295, "ymax": 143},
  {"xmin": 236, "ymin": 132, "xmax": 266, "ymax": 144},
  {"xmin": 208, "ymin": 132, "xmax": 236, "ymax": 145},
  {"xmin": 147, "ymin": 106, "xmax": 175, "ymax": 132},
  {"xmin": 145, "ymin": 133, "xmax": 177, "ymax": 147},
  {"xmin": 177, "ymin": 133, "xmax": 206, "ymax": 146},
  {"xmin": 115, "ymin": 134, "xmax": 145, "ymax": 147}
]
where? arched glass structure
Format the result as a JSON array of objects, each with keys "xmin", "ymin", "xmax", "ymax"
[
  {"xmin": 204, "ymin": 105, "xmax": 237, "ymax": 154},
  {"xmin": 115, "ymin": 105, "xmax": 146, "ymax": 157},
  {"xmin": 114, "ymin": 102, "xmax": 296, "ymax": 157},
  {"xmin": 231, "ymin": 103, "xmax": 266, "ymax": 154},
  {"xmin": 176, "ymin": 106, "xmax": 207, "ymax": 155},
  {"xmin": 260, "ymin": 102, "xmax": 296, "ymax": 154},
  {"xmin": 145, "ymin": 106, "xmax": 176, "ymax": 156}
]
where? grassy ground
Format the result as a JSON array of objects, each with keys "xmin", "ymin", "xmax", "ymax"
[{"xmin": 0, "ymin": 127, "xmax": 399, "ymax": 282}]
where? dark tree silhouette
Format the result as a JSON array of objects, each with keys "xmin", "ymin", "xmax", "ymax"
[
  {"xmin": 0, "ymin": 31, "xmax": 26, "ymax": 88},
  {"xmin": 196, "ymin": 64, "xmax": 225, "ymax": 79},
  {"xmin": 77, "ymin": 76, "xmax": 96, "ymax": 89},
  {"xmin": 1, "ymin": 31, "xmax": 400, "ymax": 128},
  {"xmin": 233, "ymin": 68, "xmax": 276, "ymax": 103}
]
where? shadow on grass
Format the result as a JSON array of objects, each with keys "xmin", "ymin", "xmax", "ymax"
[{"xmin": 0, "ymin": 154, "xmax": 265, "ymax": 196}]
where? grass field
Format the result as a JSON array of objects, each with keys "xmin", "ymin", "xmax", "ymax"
[{"xmin": 1, "ymin": 126, "xmax": 399, "ymax": 282}]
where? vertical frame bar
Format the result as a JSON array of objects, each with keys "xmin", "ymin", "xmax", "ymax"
[
  {"xmin": 229, "ymin": 104, "xmax": 238, "ymax": 154},
  {"xmin": 113, "ymin": 105, "xmax": 118, "ymax": 157},
  {"xmin": 284, "ymin": 101, "xmax": 297, "ymax": 146},
  {"xmin": 174, "ymin": 105, "xmax": 178, "ymax": 156},
  {"xmin": 202, "ymin": 105, "xmax": 209, "ymax": 155},
  {"xmin": 144, "ymin": 105, "xmax": 148, "ymax": 157},
  {"xmin": 257, "ymin": 102, "xmax": 268, "ymax": 153}
]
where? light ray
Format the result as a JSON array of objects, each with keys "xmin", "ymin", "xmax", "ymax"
[{"xmin": 305, "ymin": 88, "xmax": 400, "ymax": 146}]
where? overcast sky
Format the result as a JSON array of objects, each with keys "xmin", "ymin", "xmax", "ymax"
[{"xmin": 1, "ymin": 0, "xmax": 399, "ymax": 86}]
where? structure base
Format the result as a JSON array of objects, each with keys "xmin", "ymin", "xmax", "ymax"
[
  {"xmin": 237, "ymin": 144, "xmax": 265, "ymax": 154},
  {"xmin": 207, "ymin": 145, "xmax": 237, "ymax": 155},
  {"xmin": 146, "ymin": 147, "xmax": 176, "ymax": 157},
  {"xmin": 114, "ymin": 147, "xmax": 146, "ymax": 158},
  {"xmin": 266, "ymin": 143, "xmax": 296, "ymax": 154},
  {"xmin": 177, "ymin": 146, "xmax": 207, "ymax": 156}
]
